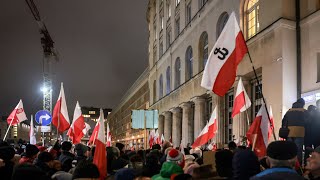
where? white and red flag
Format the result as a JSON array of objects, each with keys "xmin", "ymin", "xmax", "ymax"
[
  {"xmin": 93, "ymin": 109, "xmax": 106, "ymax": 180},
  {"xmin": 29, "ymin": 115, "xmax": 36, "ymax": 145},
  {"xmin": 52, "ymin": 83, "xmax": 70, "ymax": 133},
  {"xmin": 232, "ymin": 77, "xmax": 251, "ymax": 118},
  {"xmin": 201, "ymin": 12, "xmax": 248, "ymax": 96},
  {"xmin": 82, "ymin": 122, "xmax": 91, "ymax": 135},
  {"xmin": 88, "ymin": 120, "xmax": 100, "ymax": 146},
  {"xmin": 67, "ymin": 101, "xmax": 85, "ymax": 144},
  {"xmin": 246, "ymin": 105, "xmax": 272, "ymax": 158},
  {"xmin": 192, "ymin": 107, "xmax": 218, "ymax": 148},
  {"xmin": 106, "ymin": 123, "xmax": 112, "ymax": 147},
  {"xmin": 268, "ymin": 106, "xmax": 274, "ymax": 139},
  {"xmin": 7, "ymin": 99, "xmax": 28, "ymax": 125},
  {"xmin": 148, "ymin": 129, "xmax": 155, "ymax": 148},
  {"xmin": 154, "ymin": 129, "xmax": 160, "ymax": 144}
]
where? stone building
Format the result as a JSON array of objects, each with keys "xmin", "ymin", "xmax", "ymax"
[
  {"xmin": 146, "ymin": 0, "xmax": 320, "ymax": 148},
  {"xmin": 108, "ymin": 69, "xmax": 149, "ymax": 149}
]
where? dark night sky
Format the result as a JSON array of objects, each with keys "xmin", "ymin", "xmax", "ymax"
[{"xmin": 0, "ymin": 1, "xmax": 149, "ymax": 117}]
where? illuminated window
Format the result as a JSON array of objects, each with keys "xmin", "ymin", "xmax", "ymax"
[
  {"xmin": 13, "ymin": 125, "xmax": 17, "ymax": 138},
  {"xmin": 246, "ymin": 0, "xmax": 259, "ymax": 38},
  {"xmin": 89, "ymin": 111, "xmax": 96, "ymax": 115}
]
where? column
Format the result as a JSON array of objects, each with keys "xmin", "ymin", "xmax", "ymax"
[
  {"xmin": 158, "ymin": 115, "xmax": 165, "ymax": 138},
  {"xmin": 192, "ymin": 96, "xmax": 206, "ymax": 140},
  {"xmin": 170, "ymin": 107, "xmax": 182, "ymax": 148},
  {"xmin": 163, "ymin": 111, "xmax": 173, "ymax": 141},
  {"xmin": 180, "ymin": 102, "xmax": 193, "ymax": 146}
]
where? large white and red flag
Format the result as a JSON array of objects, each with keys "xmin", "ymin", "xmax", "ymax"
[
  {"xmin": 88, "ymin": 120, "xmax": 100, "ymax": 146},
  {"xmin": 7, "ymin": 99, "xmax": 28, "ymax": 125},
  {"xmin": 67, "ymin": 101, "xmax": 85, "ymax": 144},
  {"xmin": 106, "ymin": 122, "xmax": 112, "ymax": 147},
  {"xmin": 232, "ymin": 77, "xmax": 251, "ymax": 118},
  {"xmin": 192, "ymin": 107, "xmax": 218, "ymax": 148},
  {"xmin": 52, "ymin": 83, "xmax": 70, "ymax": 133},
  {"xmin": 29, "ymin": 115, "xmax": 36, "ymax": 145},
  {"xmin": 93, "ymin": 109, "xmax": 106, "ymax": 180},
  {"xmin": 201, "ymin": 12, "xmax": 248, "ymax": 96},
  {"xmin": 246, "ymin": 105, "xmax": 272, "ymax": 157}
]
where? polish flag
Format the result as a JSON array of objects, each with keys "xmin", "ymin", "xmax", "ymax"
[
  {"xmin": 154, "ymin": 129, "xmax": 160, "ymax": 144},
  {"xmin": 246, "ymin": 105, "xmax": 271, "ymax": 157},
  {"xmin": 67, "ymin": 101, "xmax": 85, "ymax": 144},
  {"xmin": 52, "ymin": 83, "xmax": 70, "ymax": 133},
  {"xmin": 106, "ymin": 123, "xmax": 111, "ymax": 147},
  {"xmin": 30, "ymin": 115, "xmax": 36, "ymax": 145},
  {"xmin": 192, "ymin": 107, "xmax": 218, "ymax": 148},
  {"xmin": 201, "ymin": 12, "xmax": 248, "ymax": 96},
  {"xmin": 7, "ymin": 99, "xmax": 28, "ymax": 125},
  {"xmin": 93, "ymin": 109, "xmax": 106, "ymax": 180},
  {"xmin": 149, "ymin": 130, "xmax": 155, "ymax": 148},
  {"xmin": 232, "ymin": 77, "xmax": 251, "ymax": 118},
  {"xmin": 82, "ymin": 122, "xmax": 91, "ymax": 135},
  {"xmin": 88, "ymin": 120, "xmax": 100, "ymax": 146}
]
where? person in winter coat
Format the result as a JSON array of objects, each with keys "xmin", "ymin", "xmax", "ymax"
[
  {"xmin": 281, "ymin": 98, "xmax": 308, "ymax": 164},
  {"xmin": 74, "ymin": 143, "xmax": 89, "ymax": 165},
  {"xmin": 250, "ymin": 141, "xmax": 304, "ymax": 180},
  {"xmin": 141, "ymin": 153, "xmax": 161, "ymax": 177},
  {"xmin": 12, "ymin": 163, "xmax": 50, "ymax": 180},
  {"xmin": 151, "ymin": 162, "xmax": 183, "ymax": 180},
  {"xmin": 35, "ymin": 152, "xmax": 58, "ymax": 178},
  {"xmin": 58, "ymin": 141, "xmax": 75, "ymax": 172},
  {"xmin": 19, "ymin": 144, "xmax": 39, "ymax": 164},
  {"xmin": 0, "ymin": 142, "xmax": 16, "ymax": 180},
  {"xmin": 232, "ymin": 149, "xmax": 260, "ymax": 180}
]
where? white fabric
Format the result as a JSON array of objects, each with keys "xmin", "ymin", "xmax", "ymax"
[
  {"xmin": 30, "ymin": 115, "xmax": 36, "ymax": 145},
  {"xmin": 236, "ymin": 77, "xmax": 252, "ymax": 112},
  {"xmin": 57, "ymin": 83, "xmax": 70, "ymax": 125},
  {"xmin": 15, "ymin": 99, "xmax": 28, "ymax": 123},
  {"xmin": 96, "ymin": 109, "xmax": 106, "ymax": 143}
]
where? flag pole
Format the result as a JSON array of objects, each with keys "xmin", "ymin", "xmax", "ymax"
[
  {"xmin": 247, "ymin": 52, "xmax": 277, "ymax": 141},
  {"xmin": 3, "ymin": 118, "xmax": 14, "ymax": 141}
]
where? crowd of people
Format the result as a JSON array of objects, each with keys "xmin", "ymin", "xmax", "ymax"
[
  {"xmin": 0, "ymin": 98, "xmax": 320, "ymax": 179},
  {"xmin": 0, "ymin": 139, "xmax": 320, "ymax": 180}
]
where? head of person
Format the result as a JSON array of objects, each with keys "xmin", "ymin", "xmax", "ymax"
[
  {"xmin": 162, "ymin": 141, "xmax": 173, "ymax": 154},
  {"xmin": 25, "ymin": 144, "xmax": 40, "ymax": 159},
  {"xmin": 306, "ymin": 146, "xmax": 320, "ymax": 178},
  {"xmin": 232, "ymin": 149, "xmax": 260, "ymax": 180},
  {"xmin": 293, "ymin": 98, "xmax": 305, "ymax": 108},
  {"xmin": 61, "ymin": 141, "xmax": 72, "ymax": 152},
  {"xmin": 152, "ymin": 144, "xmax": 161, "ymax": 151},
  {"xmin": 266, "ymin": 141, "xmax": 298, "ymax": 168},
  {"xmin": 228, "ymin": 141, "xmax": 237, "ymax": 151},
  {"xmin": 192, "ymin": 164, "xmax": 216, "ymax": 179},
  {"xmin": 129, "ymin": 154, "xmax": 143, "ymax": 169},
  {"xmin": 115, "ymin": 143, "xmax": 125, "ymax": 153},
  {"xmin": 0, "ymin": 142, "xmax": 15, "ymax": 163},
  {"xmin": 145, "ymin": 153, "xmax": 160, "ymax": 168},
  {"xmin": 74, "ymin": 143, "xmax": 88, "ymax": 157},
  {"xmin": 38, "ymin": 151, "xmax": 55, "ymax": 168},
  {"xmin": 72, "ymin": 160, "xmax": 99, "ymax": 180},
  {"xmin": 166, "ymin": 149, "xmax": 185, "ymax": 168},
  {"xmin": 215, "ymin": 149, "xmax": 233, "ymax": 178},
  {"xmin": 317, "ymin": 100, "xmax": 320, "ymax": 109}
]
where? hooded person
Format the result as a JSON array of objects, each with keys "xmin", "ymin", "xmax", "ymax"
[
  {"xmin": 250, "ymin": 141, "xmax": 304, "ymax": 180},
  {"xmin": 19, "ymin": 144, "xmax": 39, "ymax": 164},
  {"xmin": 141, "ymin": 153, "xmax": 161, "ymax": 177},
  {"xmin": 281, "ymin": 98, "xmax": 307, "ymax": 164},
  {"xmin": 151, "ymin": 162, "xmax": 183, "ymax": 180},
  {"xmin": 0, "ymin": 142, "xmax": 16, "ymax": 180},
  {"xmin": 232, "ymin": 149, "xmax": 261, "ymax": 180}
]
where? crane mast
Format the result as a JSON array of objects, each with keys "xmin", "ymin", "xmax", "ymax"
[{"xmin": 25, "ymin": 0, "xmax": 58, "ymax": 113}]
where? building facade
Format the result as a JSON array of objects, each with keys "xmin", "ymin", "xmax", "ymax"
[
  {"xmin": 146, "ymin": 0, "xmax": 320, "ymax": 148},
  {"xmin": 108, "ymin": 69, "xmax": 149, "ymax": 150}
]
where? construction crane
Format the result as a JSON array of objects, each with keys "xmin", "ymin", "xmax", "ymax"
[{"xmin": 25, "ymin": 0, "xmax": 59, "ymax": 113}]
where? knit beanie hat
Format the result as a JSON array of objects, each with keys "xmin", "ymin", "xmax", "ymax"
[
  {"xmin": 166, "ymin": 149, "xmax": 185, "ymax": 168},
  {"xmin": 26, "ymin": 144, "xmax": 39, "ymax": 157},
  {"xmin": 267, "ymin": 141, "xmax": 297, "ymax": 160}
]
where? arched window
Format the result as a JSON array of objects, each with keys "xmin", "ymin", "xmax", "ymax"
[
  {"xmin": 159, "ymin": 74, "xmax": 163, "ymax": 98},
  {"xmin": 216, "ymin": 12, "xmax": 229, "ymax": 39},
  {"xmin": 246, "ymin": 0, "xmax": 259, "ymax": 39},
  {"xmin": 166, "ymin": 66, "xmax": 171, "ymax": 94},
  {"xmin": 175, "ymin": 58, "xmax": 181, "ymax": 88},
  {"xmin": 199, "ymin": 32, "xmax": 208, "ymax": 71},
  {"xmin": 153, "ymin": 80, "xmax": 156, "ymax": 102},
  {"xmin": 185, "ymin": 46, "xmax": 193, "ymax": 81}
]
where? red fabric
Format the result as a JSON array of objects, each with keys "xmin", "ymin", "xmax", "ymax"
[
  {"xmin": 67, "ymin": 116, "xmax": 85, "ymax": 144},
  {"xmin": 232, "ymin": 91, "xmax": 245, "ymax": 118},
  {"xmin": 93, "ymin": 139, "xmax": 107, "ymax": 180},
  {"xmin": 7, "ymin": 109, "xmax": 19, "ymax": 125},
  {"xmin": 246, "ymin": 115, "xmax": 266, "ymax": 157},
  {"xmin": 88, "ymin": 123, "xmax": 100, "ymax": 146},
  {"xmin": 52, "ymin": 99, "xmax": 70, "ymax": 132},
  {"xmin": 213, "ymin": 32, "xmax": 248, "ymax": 96}
]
